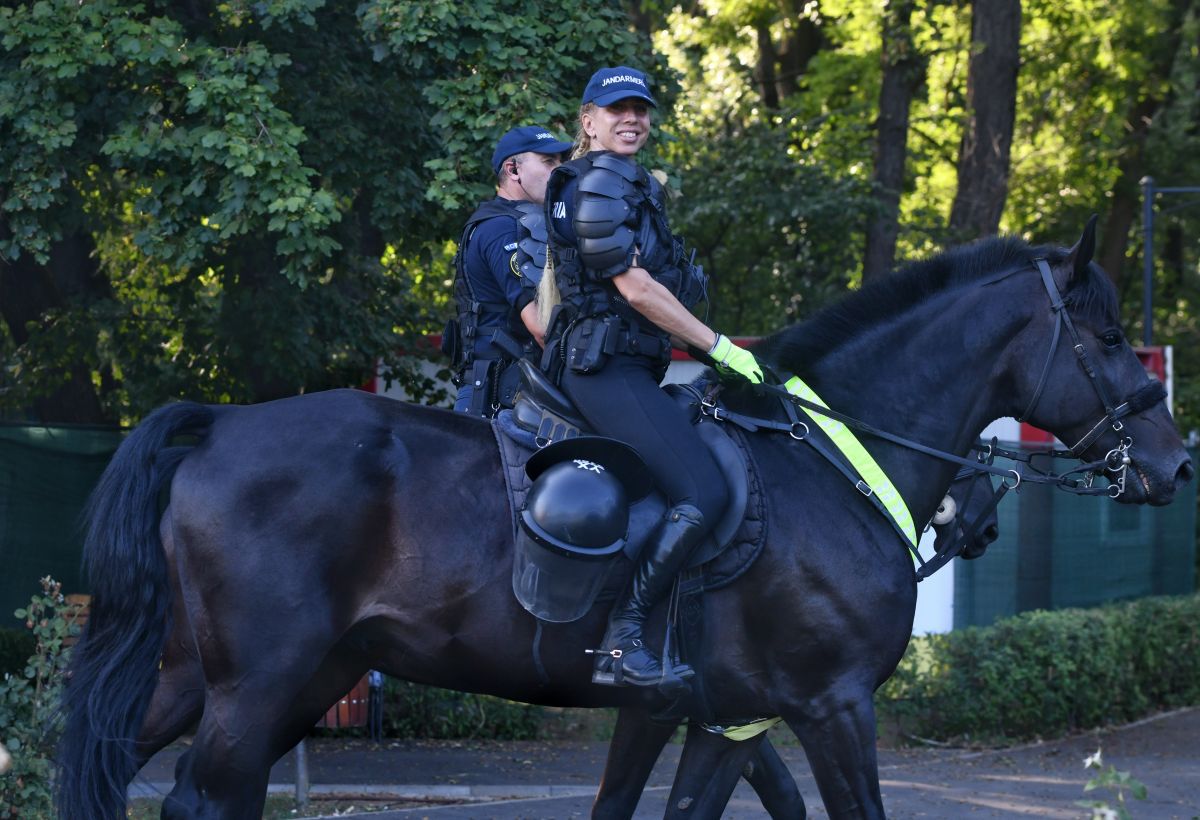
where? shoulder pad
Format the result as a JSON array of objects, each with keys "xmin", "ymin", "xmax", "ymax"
[
  {"xmin": 514, "ymin": 202, "xmax": 547, "ymax": 283},
  {"xmin": 514, "ymin": 202, "xmax": 547, "ymax": 242},
  {"xmin": 574, "ymin": 165, "xmax": 636, "ymax": 273},
  {"xmin": 578, "ymin": 163, "xmax": 637, "ymax": 201}
]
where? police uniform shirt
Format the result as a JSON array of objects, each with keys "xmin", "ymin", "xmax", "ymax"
[{"xmin": 462, "ymin": 201, "xmax": 529, "ymax": 339}]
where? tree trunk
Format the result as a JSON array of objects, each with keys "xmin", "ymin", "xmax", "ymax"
[
  {"xmin": 948, "ymin": 0, "xmax": 1022, "ymax": 241},
  {"xmin": 863, "ymin": 0, "xmax": 924, "ymax": 282},
  {"xmin": 0, "ymin": 232, "xmax": 109, "ymax": 424},
  {"xmin": 775, "ymin": 0, "xmax": 822, "ymax": 100},
  {"xmin": 1097, "ymin": 0, "xmax": 1190, "ymax": 292},
  {"xmin": 756, "ymin": 24, "xmax": 782, "ymax": 110}
]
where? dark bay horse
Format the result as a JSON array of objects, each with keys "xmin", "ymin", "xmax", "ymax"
[{"xmin": 58, "ymin": 225, "xmax": 1191, "ymax": 819}]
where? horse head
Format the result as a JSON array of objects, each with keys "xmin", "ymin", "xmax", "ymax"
[{"xmin": 1007, "ymin": 217, "xmax": 1192, "ymax": 505}]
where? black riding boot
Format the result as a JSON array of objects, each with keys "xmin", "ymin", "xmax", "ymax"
[{"xmin": 593, "ymin": 504, "xmax": 706, "ymax": 690}]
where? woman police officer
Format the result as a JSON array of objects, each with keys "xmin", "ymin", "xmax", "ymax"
[{"xmin": 539, "ymin": 66, "xmax": 763, "ymax": 690}]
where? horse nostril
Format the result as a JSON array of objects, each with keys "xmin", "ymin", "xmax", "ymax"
[
  {"xmin": 983, "ymin": 525, "xmax": 999, "ymax": 543},
  {"xmin": 1177, "ymin": 459, "xmax": 1194, "ymax": 485}
]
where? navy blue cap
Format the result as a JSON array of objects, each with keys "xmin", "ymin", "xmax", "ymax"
[
  {"xmin": 491, "ymin": 126, "xmax": 573, "ymax": 174},
  {"xmin": 581, "ymin": 66, "xmax": 657, "ymax": 109}
]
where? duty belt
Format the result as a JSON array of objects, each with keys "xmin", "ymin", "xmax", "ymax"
[{"xmin": 597, "ymin": 321, "xmax": 668, "ymax": 358}]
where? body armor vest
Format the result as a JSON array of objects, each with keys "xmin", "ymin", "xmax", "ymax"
[
  {"xmin": 544, "ymin": 152, "xmax": 707, "ymax": 326},
  {"xmin": 444, "ymin": 198, "xmax": 543, "ymax": 415}
]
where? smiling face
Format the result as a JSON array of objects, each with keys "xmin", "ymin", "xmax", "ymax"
[{"xmin": 582, "ymin": 98, "xmax": 651, "ymax": 156}]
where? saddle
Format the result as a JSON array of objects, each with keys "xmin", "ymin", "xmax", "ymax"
[{"xmin": 494, "ymin": 360, "xmax": 767, "ymax": 584}]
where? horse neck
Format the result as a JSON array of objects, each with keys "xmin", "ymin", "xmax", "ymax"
[{"xmin": 796, "ymin": 277, "xmax": 1034, "ymax": 523}]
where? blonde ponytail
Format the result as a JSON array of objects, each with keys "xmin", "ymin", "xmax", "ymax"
[
  {"xmin": 537, "ymin": 252, "xmax": 560, "ymax": 330},
  {"xmin": 570, "ymin": 103, "xmax": 597, "ymax": 160},
  {"xmin": 538, "ymin": 103, "xmax": 595, "ymax": 330}
]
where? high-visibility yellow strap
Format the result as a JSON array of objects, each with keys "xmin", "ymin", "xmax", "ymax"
[
  {"xmin": 784, "ymin": 376, "xmax": 918, "ymax": 547},
  {"xmin": 701, "ymin": 716, "xmax": 781, "ymax": 741}
]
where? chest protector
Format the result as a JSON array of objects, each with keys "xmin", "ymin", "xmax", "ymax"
[{"xmin": 545, "ymin": 153, "xmax": 707, "ymax": 319}]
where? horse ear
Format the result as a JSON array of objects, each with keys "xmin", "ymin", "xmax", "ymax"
[{"xmin": 1065, "ymin": 214, "xmax": 1098, "ymax": 284}]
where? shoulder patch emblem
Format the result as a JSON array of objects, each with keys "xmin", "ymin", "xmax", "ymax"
[
  {"xmin": 503, "ymin": 241, "xmax": 518, "ymax": 252},
  {"xmin": 509, "ymin": 252, "xmax": 522, "ymax": 278}
]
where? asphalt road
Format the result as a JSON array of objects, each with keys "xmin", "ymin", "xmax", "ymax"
[{"xmin": 135, "ymin": 707, "xmax": 1200, "ymax": 818}]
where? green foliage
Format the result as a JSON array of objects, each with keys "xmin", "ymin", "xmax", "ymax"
[
  {"xmin": 1076, "ymin": 748, "xmax": 1148, "ymax": 820},
  {"xmin": 3, "ymin": 0, "xmax": 1197, "ymax": 430},
  {"xmin": 0, "ymin": 577, "xmax": 79, "ymax": 817},
  {"xmin": 653, "ymin": 5, "xmax": 875, "ymax": 332},
  {"xmin": 0, "ymin": 1, "xmax": 652, "ymax": 422},
  {"xmin": 381, "ymin": 678, "xmax": 542, "ymax": 741},
  {"xmin": 361, "ymin": 0, "xmax": 656, "ymax": 212},
  {"xmin": 878, "ymin": 593, "xmax": 1200, "ymax": 745},
  {"xmin": 0, "ymin": 631, "xmax": 34, "ymax": 680}
]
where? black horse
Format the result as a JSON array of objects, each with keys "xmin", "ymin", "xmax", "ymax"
[
  {"xmin": 593, "ymin": 468, "xmax": 1003, "ymax": 820},
  {"xmin": 58, "ymin": 225, "xmax": 1191, "ymax": 819}
]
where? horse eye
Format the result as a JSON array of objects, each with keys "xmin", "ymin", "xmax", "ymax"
[{"xmin": 1101, "ymin": 331, "xmax": 1122, "ymax": 348}]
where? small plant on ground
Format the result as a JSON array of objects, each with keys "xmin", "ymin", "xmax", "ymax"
[
  {"xmin": 1075, "ymin": 747, "xmax": 1147, "ymax": 820},
  {"xmin": 0, "ymin": 577, "xmax": 81, "ymax": 817}
]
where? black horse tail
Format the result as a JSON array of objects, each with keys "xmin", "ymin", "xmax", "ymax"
[{"xmin": 57, "ymin": 401, "xmax": 213, "ymax": 820}]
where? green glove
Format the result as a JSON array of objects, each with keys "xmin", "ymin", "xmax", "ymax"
[{"xmin": 709, "ymin": 334, "xmax": 763, "ymax": 384}]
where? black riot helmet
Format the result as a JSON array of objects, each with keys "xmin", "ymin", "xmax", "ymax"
[{"xmin": 520, "ymin": 436, "xmax": 651, "ymax": 556}]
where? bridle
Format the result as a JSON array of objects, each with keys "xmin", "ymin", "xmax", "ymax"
[
  {"xmin": 704, "ymin": 255, "xmax": 1168, "ymax": 502},
  {"xmin": 1016, "ymin": 258, "xmax": 1167, "ymax": 497}
]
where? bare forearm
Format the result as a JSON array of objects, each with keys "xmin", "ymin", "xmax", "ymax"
[
  {"xmin": 520, "ymin": 301, "xmax": 545, "ymax": 348},
  {"xmin": 613, "ymin": 267, "xmax": 716, "ymax": 351}
]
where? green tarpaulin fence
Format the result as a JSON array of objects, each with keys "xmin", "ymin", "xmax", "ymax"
[
  {"xmin": 0, "ymin": 423, "xmax": 1196, "ymax": 630},
  {"xmin": 954, "ymin": 444, "xmax": 1198, "ymax": 627},
  {"xmin": 0, "ymin": 423, "xmax": 124, "ymax": 625}
]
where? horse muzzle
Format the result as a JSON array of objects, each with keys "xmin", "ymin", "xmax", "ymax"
[{"xmin": 1122, "ymin": 448, "xmax": 1192, "ymax": 506}]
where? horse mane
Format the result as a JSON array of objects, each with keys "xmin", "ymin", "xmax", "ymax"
[{"xmin": 753, "ymin": 235, "xmax": 1114, "ymax": 376}]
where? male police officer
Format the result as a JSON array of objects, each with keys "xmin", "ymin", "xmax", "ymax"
[{"xmin": 450, "ymin": 125, "xmax": 572, "ymax": 416}]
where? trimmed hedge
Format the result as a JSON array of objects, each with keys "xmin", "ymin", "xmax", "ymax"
[
  {"xmin": 380, "ymin": 678, "xmax": 542, "ymax": 740},
  {"xmin": 0, "ymin": 627, "xmax": 35, "ymax": 678},
  {"xmin": 877, "ymin": 593, "xmax": 1200, "ymax": 745}
]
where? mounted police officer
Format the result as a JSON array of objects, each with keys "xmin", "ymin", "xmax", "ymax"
[
  {"xmin": 448, "ymin": 125, "xmax": 572, "ymax": 416},
  {"xmin": 539, "ymin": 67, "xmax": 765, "ymax": 690}
]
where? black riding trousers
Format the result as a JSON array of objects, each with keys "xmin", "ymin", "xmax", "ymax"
[{"xmin": 560, "ymin": 351, "xmax": 729, "ymax": 527}]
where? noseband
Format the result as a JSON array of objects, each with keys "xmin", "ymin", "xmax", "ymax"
[{"xmin": 1018, "ymin": 258, "xmax": 1167, "ymax": 496}]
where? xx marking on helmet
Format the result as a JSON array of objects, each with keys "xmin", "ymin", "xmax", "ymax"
[{"xmin": 573, "ymin": 459, "xmax": 605, "ymax": 473}]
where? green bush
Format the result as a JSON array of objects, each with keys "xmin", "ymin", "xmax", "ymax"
[
  {"xmin": 0, "ymin": 577, "xmax": 78, "ymax": 817},
  {"xmin": 0, "ymin": 631, "xmax": 35, "ymax": 679},
  {"xmin": 878, "ymin": 593, "xmax": 1200, "ymax": 745},
  {"xmin": 381, "ymin": 678, "xmax": 542, "ymax": 740}
]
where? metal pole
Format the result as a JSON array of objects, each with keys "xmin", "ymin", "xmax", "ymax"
[
  {"xmin": 294, "ymin": 738, "xmax": 310, "ymax": 808},
  {"xmin": 1140, "ymin": 176, "xmax": 1155, "ymax": 346}
]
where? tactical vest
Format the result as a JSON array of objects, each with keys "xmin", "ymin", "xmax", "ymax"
[
  {"xmin": 443, "ymin": 198, "xmax": 545, "ymax": 415},
  {"xmin": 544, "ymin": 152, "xmax": 708, "ymax": 326}
]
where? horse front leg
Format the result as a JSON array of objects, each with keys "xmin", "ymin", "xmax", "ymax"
[
  {"xmin": 592, "ymin": 707, "xmax": 676, "ymax": 819},
  {"xmin": 744, "ymin": 739, "xmax": 807, "ymax": 819},
  {"xmin": 785, "ymin": 694, "xmax": 884, "ymax": 820},
  {"xmin": 661, "ymin": 722, "xmax": 768, "ymax": 819}
]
